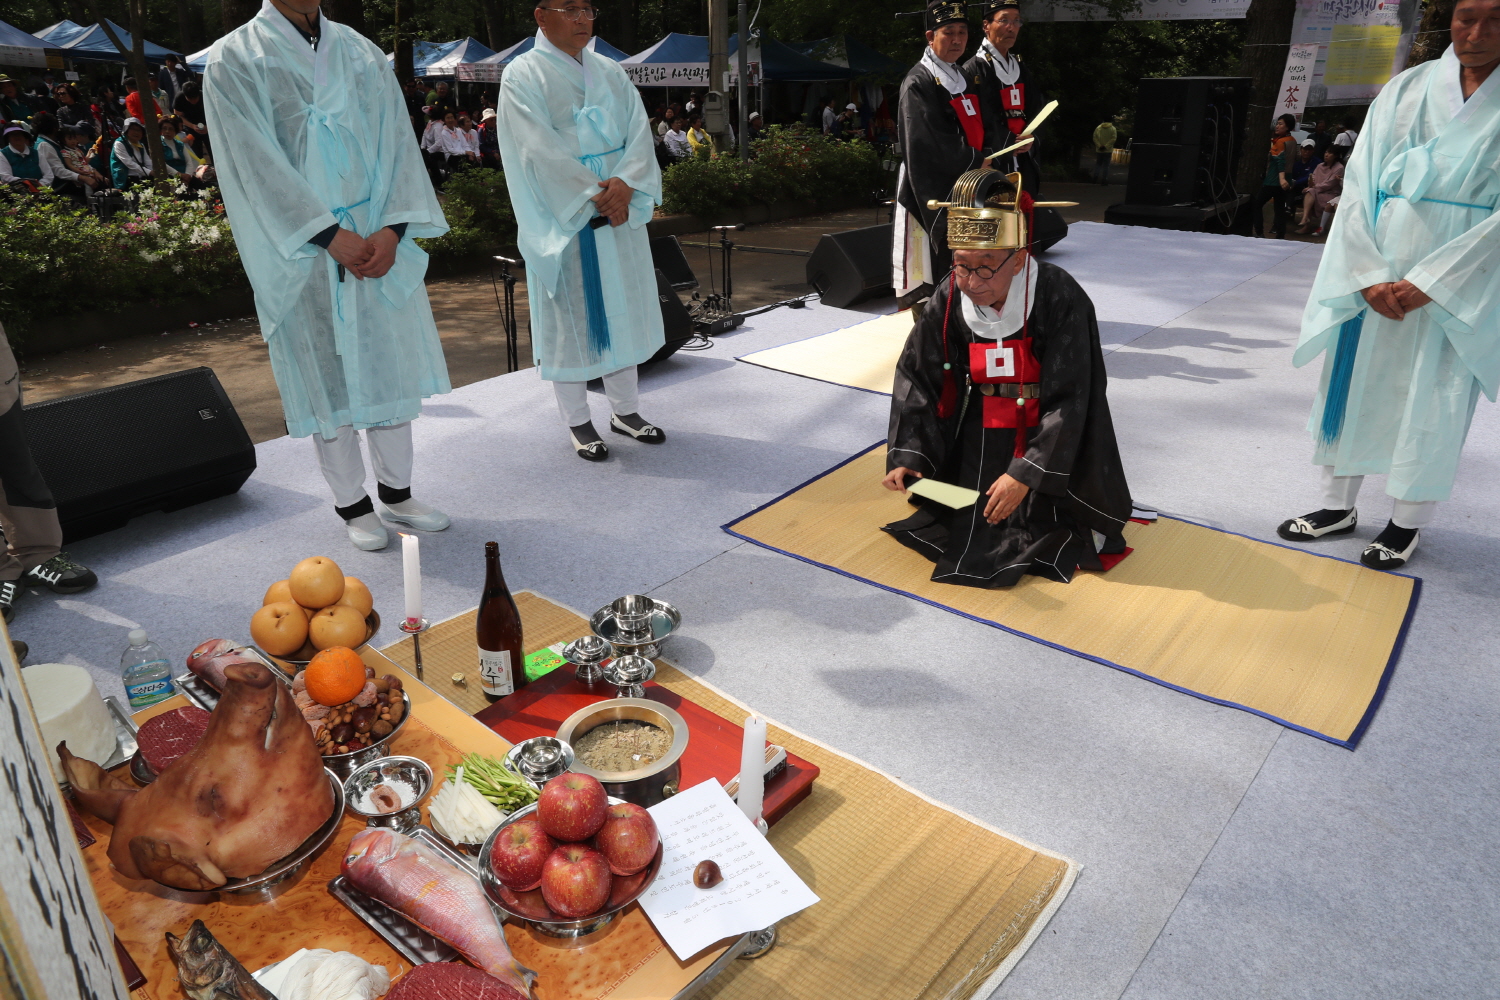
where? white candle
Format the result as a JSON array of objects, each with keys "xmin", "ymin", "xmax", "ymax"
[
  {"xmin": 738, "ymin": 714, "xmax": 767, "ymax": 826},
  {"xmin": 402, "ymin": 533, "xmax": 422, "ymax": 626}
]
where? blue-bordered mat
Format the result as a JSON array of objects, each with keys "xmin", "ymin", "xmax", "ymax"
[{"xmin": 722, "ymin": 443, "xmax": 1419, "ymax": 749}]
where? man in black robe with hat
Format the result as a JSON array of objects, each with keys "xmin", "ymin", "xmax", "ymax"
[
  {"xmin": 893, "ymin": 0, "xmax": 989, "ymax": 308},
  {"xmin": 882, "ymin": 169, "xmax": 1135, "ymax": 588},
  {"xmin": 964, "ymin": 0, "xmax": 1046, "ymax": 196}
]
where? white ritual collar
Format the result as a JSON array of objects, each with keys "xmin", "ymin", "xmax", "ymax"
[{"xmin": 960, "ymin": 259, "xmax": 1037, "ymax": 341}]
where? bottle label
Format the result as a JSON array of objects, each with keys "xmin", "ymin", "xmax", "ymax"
[
  {"xmin": 479, "ymin": 649, "xmax": 514, "ymax": 697},
  {"xmin": 125, "ymin": 668, "xmax": 175, "ymax": 709}
]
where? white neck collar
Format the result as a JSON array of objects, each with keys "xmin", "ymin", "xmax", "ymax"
[
  {"xmin": 960, "ymin": 259, "xmax": 1037, "ymax": 340},
  {"xmin": 921, "ymin": 46, "xmax": 967, "ymax": 95}
]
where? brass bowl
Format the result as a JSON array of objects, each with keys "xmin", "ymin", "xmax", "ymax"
[{"xmin": 556, "ymin": 698, "xmax": 688, "ymax": 808}]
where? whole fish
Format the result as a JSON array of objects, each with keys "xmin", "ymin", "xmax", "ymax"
[
  {"xmin": 342, "ymin": 828, "xmax": 536, "ymax": 998},
  {"xmin": 165, "ymin": 920, "xmax": 277, "ymax": 1000}
]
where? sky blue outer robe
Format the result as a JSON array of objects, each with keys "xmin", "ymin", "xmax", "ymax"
[
  {"xmin": 203, "ymin": 0, "xmax": 451, "ymax": 439},
  {"xmin": 1295, "ymin": 47, "xmax": 1500, "ymax": 502},
  {"xmin": 497, "ymin": 30, "xmax": 664, "ymax": 383}
]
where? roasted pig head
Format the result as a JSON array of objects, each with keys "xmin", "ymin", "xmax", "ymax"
[{"xmin": 69, "ymin": 662, "xmax": 334, "ymax": 890}]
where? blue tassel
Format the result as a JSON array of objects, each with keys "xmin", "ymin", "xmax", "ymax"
[
  {"xmin": 578, "ymin": 223, "xmax": 612, "ymax": 357},
  {"xmin": 1320, "ymin": 312, "xmax": 1364, "ymax": 445}
]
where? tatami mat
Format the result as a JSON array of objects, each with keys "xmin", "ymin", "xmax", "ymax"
[
  {"xmin": 737, "ymin": 309, "xmax": 914, "ymax": 395},
  {"xmin": 724, "ymin": 445, "xmax": 1419, "ymax": 748}
]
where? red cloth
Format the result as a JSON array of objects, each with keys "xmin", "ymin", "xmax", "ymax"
[
  {"xmin": 949, "ymin": 94, "xmax": 984, "ymax": 151},
  {"xmin": 968, "ymin": 338, "xmax": 1040, "ymax": 430}
]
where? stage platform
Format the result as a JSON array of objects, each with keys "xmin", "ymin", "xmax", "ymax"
[{"xmin": 25, "ymin": 223, "xmax": 1500, "ymax": 999}]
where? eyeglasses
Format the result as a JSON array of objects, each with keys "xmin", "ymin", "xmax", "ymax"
[
  {"xmin": 538, "ymin": 5, "xmax": 597, "ymax": 20},
  {"xmin": 952, "ymin": 256, "xmax": 1015, "ymax": 280}
]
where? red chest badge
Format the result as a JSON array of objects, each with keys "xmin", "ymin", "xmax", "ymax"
[
  {"xmin": 969, "ymin": 339, "xmax": 1040, "ymax": 429},
  {"xmin": 1000, "ymin": 81, "xmax": 1026, "ymax": 135},
  {"xmin": 950, "ymin": 93, "xmax": 984, "ymax": 150}
]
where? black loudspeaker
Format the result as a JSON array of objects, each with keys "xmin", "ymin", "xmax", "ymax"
[
  {"xmin": 1032, "ymin": 206, "xmax": 1069, "ymax": 253},
  {"xmin": 1124, "ymin": 76, "xmax": 1251, "ymax": 208},
  {"xmin": 807, "ymin": 224, "xmax": 893, "ymax": 309},
  {"xmin": 23, "ymin": 368, "xmax": 257, "ymax": 542},
  {"xmin": 650, "ymin": 236, "xmax": 699, "ymax": 291},
  {"xmin": 646, "ymin": 268, "xmax": 696, "ymax": 364}
]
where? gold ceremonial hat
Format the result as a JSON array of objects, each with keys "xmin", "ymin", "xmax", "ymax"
[{"xmin": 928, "ymin": 169, "xmax": 1078, "ymax": 251}]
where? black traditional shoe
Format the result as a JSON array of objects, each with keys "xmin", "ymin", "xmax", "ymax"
[
  {"xmin": 610, "ymin": 412, "xmax": 666, "ymax": 443},
  {"xmin": 1361, "ymin": 521, "xmax": 1418, "ymax": 570},
  {"xmin": 1277, "ymin": 508, "xmax": 1357, "ymax": 541},
  {"xmin": 570, "ymin": 422, "xmax": 609, "ymax": 462},
  {"xmin": 22, "ymin": 552, "xmax": 98, "ymax": 594},
  {"xmin": 0, "ymin": 580, "xmax": 19, "ymax": 624}
]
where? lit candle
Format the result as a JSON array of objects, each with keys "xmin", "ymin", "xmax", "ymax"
[
  {"xmin": 738, "ymin": 714, "xmax": 766, "ymax": 827},
  {"xmin": 402, "ymin": 533, "xmax": 422, "ymax": 627}
]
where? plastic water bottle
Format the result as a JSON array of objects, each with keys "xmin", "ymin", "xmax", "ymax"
[{"xmin": 121, "ymin": 630, "xmax": 174, "ymax": 709}]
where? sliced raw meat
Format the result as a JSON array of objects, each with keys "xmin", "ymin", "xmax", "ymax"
[
  {"xmin": 137, "ymin": 707, "xmax": 212, "ymax": 775},
  {"xmin": 386, "ymin": 963, "xmax": 531, "ymax": 1000}
]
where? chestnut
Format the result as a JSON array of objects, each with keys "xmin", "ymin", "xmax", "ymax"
[
  {"xmin": 372, "ymin": 677, "xmax": 390, "ymax": 693},
  {"xmin": 384, "ymin": 675, "xmax": 403, "ymax": 691},
  {"xmin": 329, "ymin": 722, "xmax": 355, "ymax": 745},
  {"xmin": 371, "ymin": 719, "xmax": 394, "ymax": 737},
  {"xmin": 693, "ymin": 860, "xmax": 723, "ymax": 889},
  {"xmin": 351, "ymin": 706, "xmax": 376, "ymax": 733}
]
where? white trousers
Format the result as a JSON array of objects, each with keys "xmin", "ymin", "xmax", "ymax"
[
  {"xmin": 1320, "ymin": 466, "xmax": 1436, "ymax": 529},
  {"xmin": 552, "ymin": 366, "xmax": 639, "ymax": 429},
  {"xmin": 313, "ymin": 422, "xmax": 414, "ymax": 509}
]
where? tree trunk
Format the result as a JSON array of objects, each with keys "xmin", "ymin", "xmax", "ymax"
[
  {"xmin": 175, "ymin": 0, "xmax": 197, "ymax": 53},
  {"xmin": 617, "ymin": 0, "xmax": 636, "ymax": 52},
  {"xmin": 1406, "ymin": 0, "xmax": 1452, "ymax": 67},
  {"xmin": 479, "ymin": 0, "xmax": 502, "ymax": 49},
  {"xmin": 1234, "ymin": 0, "xmax": 1298, "ymax": 209},
  {"xmin": 221, "ymin": 0, "xmax": 257, "ymax": 34},
  {"xmin": 90, "ymin": 0, "xmax": 166, "ymax": 178}
]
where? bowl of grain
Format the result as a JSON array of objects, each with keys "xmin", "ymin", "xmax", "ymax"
[{"xmin": 554, "ymin": 698, "xmax": 688, "ymax": 808}]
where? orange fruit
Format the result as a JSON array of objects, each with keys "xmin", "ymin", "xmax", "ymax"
[
  {"xmin": 304, "ymin": 647, "xmax": 368, "ymax": 706},
  {"xmin": 309, "ymin": 605, "xmax": 369, "ymax": 651},
  {"xmin": 289, "ymin": 556, "xmax": 344, "ymax": 609}
]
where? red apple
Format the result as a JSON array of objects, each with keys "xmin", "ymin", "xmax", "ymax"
[
  {"xmin": 497, "ymin": 884, "xmax": 557, "ymax": 921},
  {"xmin": 537, "ymin": 772, "xmax": 608, "ymax": 842},
  {"xmin": 607, "ymin": 867, "xmax": 653, "ymax": 908},
  {"xmin": 593, "ymin": 802, "xmax": 659, "ymax": 875},
  {"xmin": 540, "ymin": 843, "xmax": 611, "ymax": 918},
  {"xmin": 488, "ymin": 818, "xmax": 554, "ymax": 890}
]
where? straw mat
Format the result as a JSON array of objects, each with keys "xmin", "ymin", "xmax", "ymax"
[
  {"xmin": 737, "ymin": 309, "xmax": 912, "ymax": 394},
  {"xmin": 384, "ymin": 593, "xmax": 1078, "ymax": 1000},
  {"xmin": 724, "ymin": 445, "xmax": 1420, "ymax": 748}
]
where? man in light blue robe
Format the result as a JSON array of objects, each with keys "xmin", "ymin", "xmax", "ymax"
[
  {"xmin": 1278, "ymin": 0, "xmax": 1500, "ymax": 570},
  {"xmin": 205, "ymin": 0, "xmax": 453, "ymax": 550},
  {"xmin": 497, "ymin": 0, "xmax": 668, "ymax": 461}
]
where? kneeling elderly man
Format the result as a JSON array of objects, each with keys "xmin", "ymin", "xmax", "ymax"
[{"xmin": 882, "ymin": 169, "xmax": 1136, "ymax": 587}]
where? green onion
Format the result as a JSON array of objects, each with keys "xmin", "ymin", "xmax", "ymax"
[{"xmin": 445, "ymin": 752, "xmax": 538, "ymax": 813}]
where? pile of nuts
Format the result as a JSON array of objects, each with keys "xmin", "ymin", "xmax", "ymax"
[{"xmin": 304, "ymin": 671, "xmax": 407, "ymax": 756}]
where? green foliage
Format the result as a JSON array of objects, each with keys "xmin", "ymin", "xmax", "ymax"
[
  {"xmin": 415, "ymin": 167, "xmax": 516, "ymax": 261},
  {"xmin": 0, "ymin": 184, "xmax": 244, "ymax": 344},
  {"xmin": 660, "ymin": 126, "xmax": 882, "ymax": 217}
]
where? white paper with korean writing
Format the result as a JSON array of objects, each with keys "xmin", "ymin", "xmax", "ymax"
[{"xmin": 639, "ymin": 779, "xmax": 819, "ymax": 960}]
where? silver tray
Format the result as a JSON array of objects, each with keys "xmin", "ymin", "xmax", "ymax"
[
  {"xmin": 330, "ymin": 827, "xmax": 754, "ymax": 998},
  {"xmin": 328, "ymin": 826, "xmax": 483, "ymax": 966},
  {"xmin": 102, "ymin": 696, "xmax": 139, "ymax": 771},
  {"xmin": 174, "ymin": 647, "xmax": 292, "ymax": 712}
]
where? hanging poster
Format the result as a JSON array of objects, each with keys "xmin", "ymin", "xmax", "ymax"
[
  {"xmin": 1027, "ymin": 0, "xmax": 1250, "ymax": 22},
  {"xmin": 1278, "ymin": 42, "xmax": 1321, "ymax": 117},
  {"xmin": 1291, "ymin": 0, "xmax": 1420, "ymax": 106}
]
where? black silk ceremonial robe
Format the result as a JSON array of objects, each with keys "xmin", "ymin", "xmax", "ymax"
[
  {"xmin": 895, "ymin": 60, "xmax": 988, "ymax": 303},
  {"xmin": 884, "ymin": 262, "xmax": 1133, "ymax": 588},
  {"xmin": 962, "ymin": 47, "xmax": 1045, "ymax": 196}
]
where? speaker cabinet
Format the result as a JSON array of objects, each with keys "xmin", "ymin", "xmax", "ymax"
[
  {"xmin": 807, "ymin": 224, "xmax": 893, "ymax": 309},
  {"xmin": 23, "ymin": 368, "xmax": 256, "ymax": 542},
  {"xmin": 1125, "ymin": 143, "xmax": 1204, "ymax": 205},
  {"xmin": 1133, "ymin": 77, "xmax": 1251, "ymax": 147},
  {"xmin": 646, "ymin": 268, "xmax": 696, "ymax": 364},
  {"xmin": 1124, "ymin": 77, "xmax": 1251, "ymax": 208},
  {"xmin": 1032, "ymin": 206, "xmax": 1069, "ymax": 253},
  {"xmin": 649, "ymin": 236, "xmax": 699, "ymax": 292}
]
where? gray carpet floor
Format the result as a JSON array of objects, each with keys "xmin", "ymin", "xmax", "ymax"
[{"xmin": 19, "ymin": 226, "xmax": 1495, "ymax": 999}]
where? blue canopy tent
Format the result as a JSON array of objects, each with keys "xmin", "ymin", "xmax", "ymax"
[
  {"xmin": 0, "ymin": 19, "xmax": 52, "ymax": 68},
  {"xmin": 39, "ymin": 20, "xmax": 180, "ymax": 63},
  {"xmin": 415, "ymin": 37, "xmax": 496, "ymax": 77},
  {"xmin": 185, "ymin": 43, "xmax": 211, "ymax": 73},
  {"xmin": 461, "ymin": 35, "xmax": 626, "ymax": 81},
  {"xmin": 621, "ymin": 32, "xmax": 851, "ymax": 87}
]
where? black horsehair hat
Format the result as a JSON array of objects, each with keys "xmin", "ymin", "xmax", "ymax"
[
  {"xmin": 925, "ymin": 0, "xmax": 967, "ymax": 30},
  {"xmin": 986, "ymin": 0, "xmax": 1021, "ymax": 11}
]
